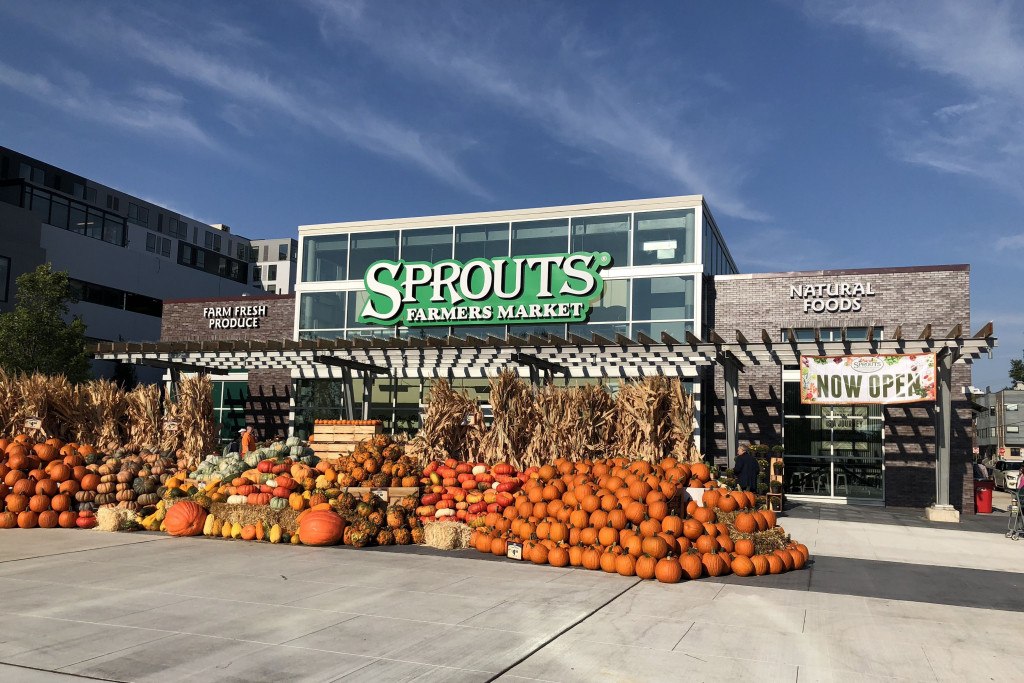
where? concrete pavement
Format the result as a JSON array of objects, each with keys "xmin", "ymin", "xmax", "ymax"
[{"xmin": 0, "ymin": 503, "xmax": 1021, "ymax": 682}]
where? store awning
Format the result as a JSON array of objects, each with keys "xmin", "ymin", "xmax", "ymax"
[{"xmin": 90, "ymin": 322, "xmax": 994, "ymax": 380}]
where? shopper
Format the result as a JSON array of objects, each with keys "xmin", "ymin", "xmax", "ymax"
[
  {"xmin": 240, "ymin": 426, "xmax": 257, "ymax": 456},
  {"xmin": 734, "ymin": 445, "xmax": 759, "ymax": 492}
]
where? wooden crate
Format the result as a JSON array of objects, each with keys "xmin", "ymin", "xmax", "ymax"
[{"xmin": 313, "ymin": 424, "xmax": 382, "ymax": 439}]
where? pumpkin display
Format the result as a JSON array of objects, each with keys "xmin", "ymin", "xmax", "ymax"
[{"xmin": 164, "ymin": 501, "xmax": 208, "ymax": 537}]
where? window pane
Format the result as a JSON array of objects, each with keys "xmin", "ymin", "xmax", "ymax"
[
  {"xmin": 0, "ymin": 256, "xmax": 9, "ymax": 302},
  {"xmin": 632, "ymin": 276, "xmax": 694, "ymax": 320},
  {"xmin": 146, "ymin": 233, "xmax": 156, "ymax": 251},
  {"xmin": 49, "ymin": 197, "xmax": 69, "ymax": 230},
  {"xmin": 299, "ymin": 292, "xmax": 346, "ymax": 329},
  {"xmin": 631, "ymin": 320, "xmax": 693, "ymax": 342},
  {"xmin": 85, "ymin": 210, "xmax": 104, "ymax": 239},
  {"xmin": 571, "ymin": 214, "xmax": 629, "ymax": 267},
  {"xmin": 103, "ymin": 215, "xmax": 122, "ymax": 244},
  {"xmin": 346, "ymin": 290, "xmax": 369, "ymax": 328},
  {"xmin": 349, "ymin": 231, "xmax": 398, "ymax": 277},
  {"xmin": 303, "ymin": 234, "xmax": 348, "ymax": 282},
  {"xmin": 30, "ymin": 190, "xmax": 50, "ymax": 223},
  {"xmin": 451, "ymin": 324, "xmax": 505, "ymax": 340},
  {"xmin": 401, "ymin": 227, "xmax": 452, "ymax": 263},
  {"xmin": 455, "ymin": 223, "xmax": 508, "ymax": 261},
  {"xmin": 575, "ymin": 323, "xmax": 630, "ymax": 341},
  {"xmin": 511, "ymin": 219, "xmax": 568, "ymax": 256},
  {"xmin": 633, "ymin": 209, "xmax": 695, "ymax": 265},
  {"xmin": 267, "ymin": 264, "xmax": 277, "ymax": 281},
  {"xmin": 509, "ymin": 323, "xmax": 566, "ymax": 338},
  {"xmin": 69, "ymin": 205, "xmax": 86, "ymax": 235},
  {"xmin": 588, "ymin": 279, "xmax": 629, "ymax": 323}
]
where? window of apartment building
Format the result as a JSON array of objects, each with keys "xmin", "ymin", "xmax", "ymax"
[
  {"xmin": 145, "ymin": 233, "xmax": 171, "ymax": 257},
  {"xmin": 127, "ymin": 203, "xmax": 149, "ymax": 227},
  {"xmin": 279, "ymin": 243, "xmax": 288, "ymax": 260},
  {"xmin": 106, "ymin": 194, "xmax": 120, "ymax": 211},
  {"xmin": 253, "ymin": 265, "xmax": 262, "ymax": 281},
  {"xmin": 0, "ymin": 255, "xmax": 9, "ymax": 302},
  {"xmin": 262, "ymin": 245, "xmax": 269, "ymax": 261},
  {"xmin": 267, "ymin": 264, "xmax": 278, "ymax": 281},
  {"xmin": 1009, "ymin": 426, "xmax": 1020, "ymax": 434},
  {"xmin": 236, "ymin": 243, "xmax": 248, "ymax": 261},
  {"xmin": 19, "ymin": 163, "xmax": 44, "ymax": 184}
]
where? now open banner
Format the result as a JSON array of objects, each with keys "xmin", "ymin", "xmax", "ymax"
[{"xmin": 799, "ymin": 354, "xmax": 936, "ymax": 405}]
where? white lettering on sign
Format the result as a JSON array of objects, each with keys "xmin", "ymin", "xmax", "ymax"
[
  {"xmin": 789, "ymin": 282, "xmax": 875, "ymax": 314},
  {"xmin": 202, "ymin": 304, "xmax": 268, "ymax": 329}
]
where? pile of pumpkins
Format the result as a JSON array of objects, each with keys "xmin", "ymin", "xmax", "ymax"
[
  {"xmin": 324, "ymin": 434, "xmax": 421, "ymax": 488},
  {"xmin": 0, "ymin": 435, "xmax": 175, "ymax": 530},
  {"xmin": 416, "ymin": 459, "xmax": 523, "ymax": 524},
  {"xmin": 468, "ymin": 456, "xmax": 810, "ymax": 582}
]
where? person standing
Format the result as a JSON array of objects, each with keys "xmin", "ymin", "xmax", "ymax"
[
  {"xmin": 734, "ymin": 444, "xmax": 760, "ymax": 492},
  {"xmin": 240, "ymin": 426, "xmax": 257, "ymax": 456}
]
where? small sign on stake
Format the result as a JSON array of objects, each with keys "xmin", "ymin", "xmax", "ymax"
[
  {"xmin": 24, "ymin": 417, "xmax": 42, "ymax": 430},
  {"xmin": 163, "ymin": 421, "xmax": 179, "ymax": 433},
  {"xmin": 371, "ymin": 488, "xmax": 389, "ymax": 502},
  {"xmin": 506, "ymin": 541, "xmax": 524, "ymax": 561}
]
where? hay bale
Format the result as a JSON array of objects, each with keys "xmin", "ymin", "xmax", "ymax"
[
  {"xmin": 95, "ymin": 507, "xmax": 140, "ymax": 532},
  {"xmin": 208, "ymin": 503, "xmax": 301, "ymax": 535},
  {"xmin": 422, "ymin": 521, "xmax": 472, "ymax": 550}
]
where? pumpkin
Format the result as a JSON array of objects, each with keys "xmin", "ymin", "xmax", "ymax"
[
  {"xmin": 599, "ymin": 550, "xmax": 618, "ymax": 573},
  {"xmin": 679, "ymin": 553, "xmax": 703, "ymax": 580},
  {"xmin": 17, "ymin": 510, "xmax": 39, "ymax": 528},
  {"xmin": 164, "ymin": 501, "xmax": 208, "ymax": 536},
  {"xmin": 635, "ymin": 554, "xmax": 658, "ymax": 580},
  {"xmin": 270, "ymin": 496, "xmax": 289, "ymax": 510},
  {"xmin": 76, "ymin": 513, "xmax": 97, "ymax": 529},
  {"xmin": 682, "ymin": 518, "xmax": 704, "ymax": 540},
  {"xmin": 732, "ymin": 555, "xmax": 755, "ymax": 577},
  {"xmin": 654, "ymin": 557, "xmax": 683, "ymax": 583},
  {"xmin": 734, "ymin": 539, "xmax": 755, "ymax": 557},
  {"xmin": 695, "ymin": 534, "xmax": 719, "ymax": 554},
  {"xmin": 240, "ymin": 525, "xmax": 257, "ymax": 541},
  {"xmin": 766, "ymin": 554, "xmax": 785, "ymax": 574},
  {"xmin": 701, "ymin": 552, "xmax": 727, "ymax": 577},
  {"xmin": 734, "ymin": 512, "xmax": 757, "ymax": 534},
  {"xmin": 774, "ymin": 549, "xmax": 794, "ymax": 571},
  {"xmin": 28, "ymin": 494, "xmax": 50, "ymax": 513},
  {"xmin": 787, "ymin": 548, "xmax": 806, "ymax": 570},
  {"xmin": 0, "ymin": 511, "xmax": 16, "ymax": 528},
  {"xmin": 641, "ymin": 535, "xmax": 669, "ymax": 559},
  {"xmin": 298, "ymin": 510, "xmax": 346, "ymax": 546},
  {"xmin": 750, "ymin": 555, "xmax": 770, "ymax": 576},
  {"xmin": 50, "ymin": 494, "xmax": 71, "ymax": 512},
  {"xmin": 614, "ymin": 553, "xmax": 636, "ymax": 577},
  {"xmin": 37, "ymin": 510, "xmax": 59, "ymax": 528}
]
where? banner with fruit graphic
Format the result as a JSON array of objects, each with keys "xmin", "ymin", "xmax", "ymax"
[{"xmin": 800, "ymin": 353, "xmax": 936, "ymax": 405}]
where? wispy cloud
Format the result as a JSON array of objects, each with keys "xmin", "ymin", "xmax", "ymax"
[
  {"xmin": 803, "ymin": 0, "xmax": 1024, "ymax": 196},
  {"xmin": 0, "ymin": 2, "xmax": 489, "ymax": 199},
  {"xmin": 0, "ymin": 61, "xmax": 220, "ymax": 151},
  {"xmin": 308, "ymin": 0, "xmax": 769, "ymax": 221},
  {"xmin": 996, "ymin": 233, "xmax": 1024, "ymax": 250}
]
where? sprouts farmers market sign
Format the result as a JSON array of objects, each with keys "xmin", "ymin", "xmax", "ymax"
[
  {"xmin": 358, "ymin": 252, "xmax": 612, "ymax": 327},
  {"xmin": 800, "ymin": 354, "xmax": 936, "ymax": 405}
]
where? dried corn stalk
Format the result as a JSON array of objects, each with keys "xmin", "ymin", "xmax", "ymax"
[
  {"xmin": 409, "ymin": 379, "xmax": 486, "ymax": 464},
  {"xmin": 479, "ymin": 370, "xmax": 537, "ymax": 468},
  {"xmin": 669, "ymin": 378, "xmax": 702, "ymax": 463},
  {"xmin": 525, "ymin": 383, "xmax": 616, "ymax": 462},
  {"xmin": 162, "ymin": 374, "xmax": 216, "ymax": 470},
  {"xmin": 611, "ymin": 376, "xmax": 676, "ymax": 463},
  {"xmin": 83, "ymin": 380, "xmax": 127, "ymax": 453},
  {"xmin": 125, "ymin": 384, "xmax": 162, "ymax": 452}
]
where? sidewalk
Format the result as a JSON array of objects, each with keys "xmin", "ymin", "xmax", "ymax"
[{"xmin": 0, "ymin": 517, "xmax": 1021, "ymax": 682}]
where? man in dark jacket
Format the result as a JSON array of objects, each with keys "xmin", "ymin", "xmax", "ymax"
[{"xmin": 734, "ymin": 445, "xmax": 760, "ymax": 492}]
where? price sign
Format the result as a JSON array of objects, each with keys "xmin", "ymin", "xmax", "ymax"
[
  {"xmin": 24, "ymin": 418, "xmax": 42, "ymax": 430},
  {"xmin": 163, "ymin": 421, "xmax": 179, "ymax": 433},
  {"xmin": 371, "ymin": 488, "xmax": 389, "ymax": 502},
  {"xmin": 506, "ymin": 541, "xmax": 523, "ymax": 561}
]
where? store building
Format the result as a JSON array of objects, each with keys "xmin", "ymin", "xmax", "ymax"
[
  {"xmin": 94, "ymin": 196, "xmax": 995, "ymax": 517},
  {"xmin": 0, "ymin": 145, "xmax": 270, "ymax": 376},
  {"xmin": 251, "ymin": 238, "xmax": 299, "ymax": 295},
  {"xmin": 974, "ymin": 388, "xmax": 1024, "ymax": 461}
]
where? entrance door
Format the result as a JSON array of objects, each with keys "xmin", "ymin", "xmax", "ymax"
[{"xmin": 783, "ymin": 382, "xmax": 884, "ymax": 502}]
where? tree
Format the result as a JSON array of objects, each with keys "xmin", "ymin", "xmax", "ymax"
[
  {"xmin": 0, "ymin": 264, "xmax": 90, "ymax": 382},
  {"xmin": 1012, "ymin": 358, "xmax": 1024, "ymax": 387}
]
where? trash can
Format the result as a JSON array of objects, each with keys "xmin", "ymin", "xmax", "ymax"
[{"xmin": 974, "ymin": 479, "xmax": 994, "ymax": 514}]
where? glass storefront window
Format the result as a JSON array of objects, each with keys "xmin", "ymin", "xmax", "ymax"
[
  {"xmin": 401, "ymin": 227, "xmax": 452, "ymax": 263},
  {"xmin": 631, "ymin": 321, "xmax": 693, "ymax": 342},
  {"xmin": 451, "ymin": 324, "xmax": 505, "ymax": 340},
  {"xmin": 633, "ymin": 209, "xmax": 694, "ymax": 265},
  {"xmin": 299, "ymin": 292, "xmax": 346, "ymax": 330},
  {"xmin": 511, "ymin": 219, "xmax": 568, "ymax": 256},
  {"xmin": 349, "ymin": 231, "xmax": 398, "ymax": 277},
  {"xmin": 632, "ymin": 276, "xmax": 694, "ymax": 320},
  {"xmin": 588, "ymin": 279, "xmax": 630, "ymax": 323},
  {"xmin": 346, "ymin": 290, "xmax": 369, "ymax": 329},
  {"xmin": 571, "ymin": 214, "xmax": 629, "ymax": 267},
  {"xmin": 455, "ymin": 223, "xmax": 508, "ymax": 261},
  {"xmin": 577, "ymin": 323, "xmax": 630, "ymax": 341},
  {"xmin": 303, "ymin": 235, "xmax": 348, "ymax": 282},
  {"xmin": 510, "ymin": 323, "xmax": 567, "ymax": 338}
]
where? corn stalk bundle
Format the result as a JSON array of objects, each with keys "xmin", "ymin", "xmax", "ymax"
[
  {"xmin": 611, "ymin": 376, "xmax": 676, "ymax": 463},
  {"xmin": 163, "ymin": 374, "xmax": 216, "ymax": 471},
  {"xmin": 83, "ymin": 380, "xmax": 127, "ymax": 453},
  {"xmin": 124, "ymin": 384, "xmax": 162, "ymax": 452},
  {"xmin": 479, "ymin": 370, "xmax": 537, "ymax": 468},
  {"xmin": 11, "ymin": 373, "xmax": 58, "ymax": 440},
  {"xmin": 525, "ymin": 383, "xmax": 616, "ymax": 462},
  {"xmin": 47, "ymin": 377, "xmax": 90, "ymax": 442},
  {"xmin": 668, "ymin": 378, "xmax": 703, "ymax": 463},
  {"xmin": 0, "ymin": 370, "xmax": 16, "ymax": 436},
  {"xmin": 409, "ymin": 379, "xmax": 486, "ymax": 464}
]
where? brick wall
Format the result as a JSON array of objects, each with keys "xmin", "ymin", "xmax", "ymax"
[
  {"xmin": 161, "ymin": 294, "xmax": 296, "ymax": 439},
  {"xmin": 709, "ymin": 265, "xmax": 974, "ymax": 511}
]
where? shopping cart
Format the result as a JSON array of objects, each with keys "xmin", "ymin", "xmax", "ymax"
[{"xmin": 1007, "ymin": 486, "xmax": 1024, "ymax": 540}]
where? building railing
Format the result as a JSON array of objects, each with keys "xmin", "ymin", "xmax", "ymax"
[{"xmin": 0, "ymin": 178, "xmax": 128, "ymax": 247}]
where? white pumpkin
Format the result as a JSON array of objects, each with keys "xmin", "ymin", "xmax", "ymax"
[{"xmin": 227, "ymin": 494, "xmax": 247, "ymax": 505}]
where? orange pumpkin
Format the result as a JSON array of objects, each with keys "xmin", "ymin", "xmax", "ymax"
[
  {"xmin": 37, "ymin": 510, "xmax": 59, "ymax": 528},
  {"xmin": 734, "ymin": 512, "xmax": 757, "ymax": 534},
  {"xmin": 680, "ymin": 552, "xmax": 703, "ymax": 580},
  {"xmin": 57, "ymin": 511, "xmax": 78, "ymax": 528},
  {"xmin": 17, "ymin": 510, "xmax": 38, "ymax": 528},
  {"xmin": 732, "ymin": 555, "xmax": 755, "ymax": 577},
  {"xmin": 654, "ymin": 557, "xmax": 683, "ymax": 583},
  {"xmin": 298, "ymin": 510, "xmax": 346, "ymax": 546},
  {"xmin": 164, "ymin": 501, "xmax": 208, "ymax": 536}
]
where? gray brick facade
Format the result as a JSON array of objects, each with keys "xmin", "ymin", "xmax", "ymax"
[
  {"xmin": 708, "ymin": 265, "xmax": 974, "ymax": 512},
  {"xmin": 161, "ymin": 294, "xmax": 295, "ymax": 439}
]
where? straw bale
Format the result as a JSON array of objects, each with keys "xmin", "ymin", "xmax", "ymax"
[
  {"xmin": 95, "ymin": 507, "xmax": 140, "ymax": 532},
  {"xmin": 422, "ymin": 521, "xmax": 472, "ymax": 550},
  {"xmin": 209, "ymin": 502, "xmax": 301, "ymax": 534}
]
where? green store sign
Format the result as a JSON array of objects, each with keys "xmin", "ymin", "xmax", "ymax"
[{"xmin": 358, "ymin": 251, "xmax": 612, "ymax": 327}]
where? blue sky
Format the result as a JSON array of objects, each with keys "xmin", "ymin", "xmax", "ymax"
[{"xmin": 0, "ymin": 1, "xmax": 1018, "ymax": 388}]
